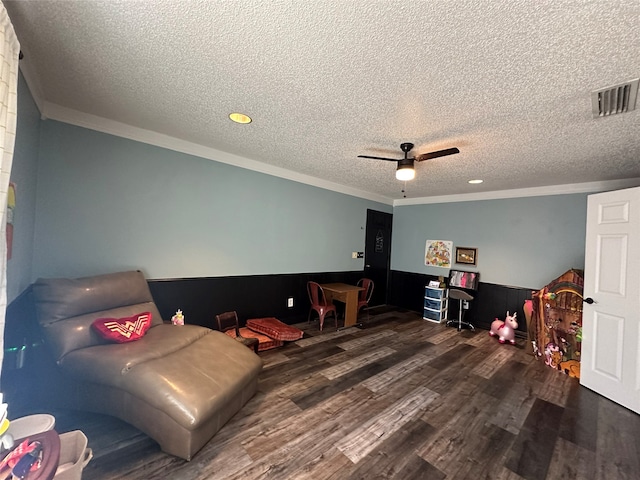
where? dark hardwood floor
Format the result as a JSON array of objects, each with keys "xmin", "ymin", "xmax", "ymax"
[{"xmin": 43, "ymin": 307, "xmax": 640, "ymax": 479}]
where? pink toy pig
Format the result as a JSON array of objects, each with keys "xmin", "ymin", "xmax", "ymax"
[{"xmin": 490, "ymin": 311, "xmax": 518, "ymax": 345}]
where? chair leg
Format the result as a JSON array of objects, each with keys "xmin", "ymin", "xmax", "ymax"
[{"xmin": 357, "ymin": 306, "xmax": 369, "ymax": 324}]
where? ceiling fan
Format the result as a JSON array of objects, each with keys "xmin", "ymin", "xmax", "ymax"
[{"xmin": 358, "ymin": 142, "xmax": 460, "ymax": 181}]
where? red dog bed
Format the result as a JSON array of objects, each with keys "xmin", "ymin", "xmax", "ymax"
[
  {"xmin": 224, "ymin": 327, "xmax": 284, "ymax": 352},
  {"xmin": 246, "ymin": 317, "xmax": 304, "ymax": 341}
]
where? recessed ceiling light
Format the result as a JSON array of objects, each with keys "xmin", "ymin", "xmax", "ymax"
[
  {"xmin": 229, "ymin": 112, "xmax": 252, "ymax": 124},
  {"xmin": 468, "ymin": 179, "xmax": 483, "ymax": 184}
]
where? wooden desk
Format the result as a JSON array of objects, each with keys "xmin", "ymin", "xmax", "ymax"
[{"xmin": 320, "ymin": 283, "xmax": 364, "ymax": 328}]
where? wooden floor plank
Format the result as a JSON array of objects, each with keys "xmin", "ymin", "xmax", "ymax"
[
  {"xmin": 361, "ymin": 352, "xmax": 432, "ymax": 393},
  {"xmin": 284, "ymin": 447, "xmax": 353, "ymax": 480},
  {"xmin": 545, "ymin": 437, "xmax": 595, "ymax": 480},
  {"xmin": 423, "ymin": 325, "xmax": 460, "ymax": 345},
  {"xmin": 395, "ymin": 455, "xmax": 447, "ymax": 480},
  {"xmin": 294, "ymin": 327, "xmax": 357, "ymax": 347},
  {"xmin": 447, "ymin": 421, "xmax": 516, "ymax": 480},
  {"xmin": 290, "ymin": 365, "xmax": 379, "ymax": 411},
  {"xmin": 292, "ymin": 340, "xmax": 443, "ymax": 411},
  {"xmin": 336, "ymin": 386, "xmax": 440, "ymax": 463},
  {"xmin": 533, "ymin": 363, "xmax": 576, "ymax": 408},
  {"xmin": 505, "ymin": 398, "xmax": 565, "ymax": 480},
  {"xmin": 595, "ymin": 397, "xmax": 640, "ymax": 480},
  {"xmin": 320, "ymin": 346, "xmax": 397, "ymax": 379},
  {"xmin": 418, "ymin": 391, "xmax": 499, "ymax": 474},
  {"xmin": 558, "ymin": 381, "xmax": 599, "ymax": 451},
  {"xmin": 472, "ymin": 345, "xmax": 517, "ymax": 378},
  {"xmin": 202, "ymin": 392, "xmax": 303, "ymax": 448},
  {"xmin": 260, "ymin": 351, "xmax": 291, "ymax": 369},
  {"xmin": 347, "ymin": 419, "xmax": 445, "ymax": 480},
  {"xmin": 337, "ymin": 330, "xmax": 397, "ymax": 350},
  {"xmin": 231, "ymin": 386, "xmax": 412, "ymax": 479},
  {"xmin": 480, "ymin": 360, "xmax": 528, "ymax": 400}
]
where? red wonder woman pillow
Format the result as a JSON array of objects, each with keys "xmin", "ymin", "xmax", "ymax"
[{"xmin": 92, "ymin": 312, "xmax": 152, "ymax": 343}]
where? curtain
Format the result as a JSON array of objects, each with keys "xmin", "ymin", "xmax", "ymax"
[{"xmin": 0, "ymin": 4, "xmax": 20, "ymax": 380}]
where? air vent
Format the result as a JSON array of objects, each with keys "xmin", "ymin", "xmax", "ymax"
[{"xmin": 592, "ymin": 79, "xmax": 639, "ymax": 118}]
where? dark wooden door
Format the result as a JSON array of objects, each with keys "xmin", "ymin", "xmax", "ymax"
[{"xmin": 364, "ymin": 209, "xmax": 392, "ymax": 307}]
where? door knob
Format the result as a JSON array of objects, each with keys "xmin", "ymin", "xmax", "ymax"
[
  {"xmin": 584, "ymin": 297, "xmax": 596, "ymax": 304},
  {"xmin": 365, "ymin": 265, "xmax": 371, "ymax": 268}
]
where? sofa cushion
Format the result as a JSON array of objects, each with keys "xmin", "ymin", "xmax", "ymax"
[
  {"xmin": 32, "ymin": 271, "xmax": 164, "ymax": 361},
  {"xmin": 92, "ymin": 312, "xmax": 152, "ymax": 343},
  {"xmin": 33, "ymin": 271, "xmax": 161, "ymax": 327},
  {"xmin": 60, "ymin": 324, "xmax": 210, "ymax": 379}
]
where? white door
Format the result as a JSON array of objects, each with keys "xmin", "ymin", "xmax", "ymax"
[{"xmin": 581, "ymin": 186, "xmax": 640, "ymax": 414}]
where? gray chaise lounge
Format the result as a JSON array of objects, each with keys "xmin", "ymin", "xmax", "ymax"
[{"xmin": 32, "ymin": 270, "xmax": 263, "ymax": 460}]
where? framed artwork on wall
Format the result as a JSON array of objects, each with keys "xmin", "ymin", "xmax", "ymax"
[
  {"xmin": 455, "ymin": 247, "xmax": 477, "ymax": 266},
  {"xmin": 425, "ymin": 240, "xmax": 453, "ymax": 268}
]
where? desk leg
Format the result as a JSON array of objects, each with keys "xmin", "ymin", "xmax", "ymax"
[{"xmin": 344, "ymin": 291, "xmax": 359, "ymax": 327}]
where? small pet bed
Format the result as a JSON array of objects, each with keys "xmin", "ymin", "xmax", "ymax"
[
  {"xmin": 246, "ymin": 317, "xmax": 304, "ymax": 341},
  {"xmin": 224, "ymin": 327, "xmax": 284, "ymax": 351}
]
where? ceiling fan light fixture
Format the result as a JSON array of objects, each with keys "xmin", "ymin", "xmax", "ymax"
[
  {"xmin": 358, "ymin": 141, "xmax": 459, "ymax": 183},
  {"xmin": 396, "ymin": 164, "xmax": 415, "ymax": 181}
]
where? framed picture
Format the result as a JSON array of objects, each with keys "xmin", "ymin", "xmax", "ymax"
[
  {"xmin": 425, "ymin": 240, "xmax": 453, "ymax": 268},
  {"xmin": 455, "ymin": 247, "xmax": 477, "ymax": 266}
]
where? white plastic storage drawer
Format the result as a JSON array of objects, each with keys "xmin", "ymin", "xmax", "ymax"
[
  {"xmin": 424, "ymin": 297, "xmax": 447, "ymax": 310},
  {"xmin": 423, "ymin": 308, "xmax": 447, "ymax": 323},
  {"xmin": 425, "ymin": 287, "xmax": 445, "ymax": 300}
]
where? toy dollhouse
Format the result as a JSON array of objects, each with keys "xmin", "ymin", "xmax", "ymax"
[{"xmin": 530, "ymin": 269, "xmax": 584, "ymax": 378}]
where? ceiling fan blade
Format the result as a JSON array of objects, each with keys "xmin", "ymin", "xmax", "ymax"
[
  {"xmin": 415, "ymin": 147, "xmax": 460, "ymax": 162},
  {"xmin": 357, "ymin": 155, "xmax": 399, "ymax": 162}
]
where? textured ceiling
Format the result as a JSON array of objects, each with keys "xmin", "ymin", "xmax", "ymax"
[{"xmin": 4, "ymin": 0, "xmax": 640, "ymax": 204}]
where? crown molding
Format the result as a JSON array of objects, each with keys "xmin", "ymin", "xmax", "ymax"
[
  {"xmin": 393, "ymin": 178, "xmax": 640, "ymax": 206},
  {"xmin": 42, "ymin": 102, "xmax": 394, "ymax": 206},
  {"xmin": 33, "ymin": 101, "xmax": 640, "ymax": 209}
]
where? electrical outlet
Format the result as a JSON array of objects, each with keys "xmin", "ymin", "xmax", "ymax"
[
  {"xmin": 463, "ymin": 300, "xmax": 469, "ymax": 309},
  {"xmin": 287, "ymin": 297, "xmax": 294, "ymax": 308}
]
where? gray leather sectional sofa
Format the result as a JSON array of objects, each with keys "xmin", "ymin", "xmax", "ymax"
[{"xmin": 32, "ymin": 270, "xmax": 263, "ymax": 460}]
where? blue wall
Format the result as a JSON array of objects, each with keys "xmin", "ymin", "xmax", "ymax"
[
  {"xmin": 391, "ymin": 195, "xmax": 588, "ymax": 289},
  {"xmin": 6, "ymin": 74, "xmax": 40, "ymax": 302},
  {"xmin": 32, "ymin": 121, "xmax": 391, "ymax": 280}
]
